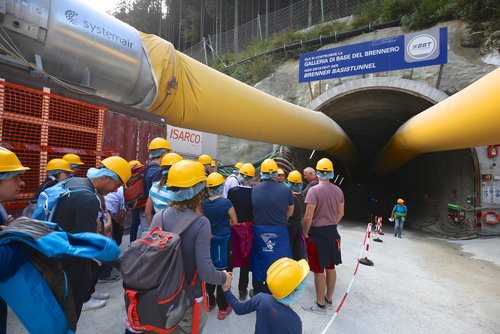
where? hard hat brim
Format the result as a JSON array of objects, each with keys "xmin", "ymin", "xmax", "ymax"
[{"xmin": 0, "ymin": 165, "xmax": 30, "ymax": 172}]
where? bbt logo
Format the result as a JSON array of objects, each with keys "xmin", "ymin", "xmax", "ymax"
[
  {"xmin": 260, "ymin": 233, "xmax": 277, "ymax": 252},
  {"xmin": 65, "ymin": 10, "xmax": 80, "ymax": 25}
]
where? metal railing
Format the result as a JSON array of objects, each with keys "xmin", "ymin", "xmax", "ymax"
[{"xmin": 184, "ymin": 0, "xmax": 371, "ymax": 64}]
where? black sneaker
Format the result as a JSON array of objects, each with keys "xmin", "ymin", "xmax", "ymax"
[
  {"xmin": 248, "ymin": 289, "xmax": 254, "ymax": 298},
  {"xmin": 239, "ymin": 290, "xmax": 248, "ymax": 301}
]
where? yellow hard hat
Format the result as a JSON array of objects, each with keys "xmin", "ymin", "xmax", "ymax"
[
  {"xmin": 234, "ymin": 162, "xmax": 244, "ymax": 170},
  {"xmin": 62, "ymin": 153, "xmax": 84, "ymax": 165},
  {"xmin": 211, "ymin": 160, "xmax": 217, "ymax": 167},
  {"xmin": 0, "ymin": 147, "xmax": 30, "ymax": 172},
  {"xmin": 397, "ymin": 198, "xmax": 404, "ymax": 204},
  {"xmin": 148, "ymin": 137, "xmax": 171, "ymax": 151},
  {"xmin": 167, "ymin": 160, "xmax": 207, "ymax": 188},
  {"xmin": 239, "ymin": 163, "xmax": 255, "ymax": 177},
  {"xmin": 128, "ymin": 160, "xmax": 143, "ymax": 167},
  {"xmin": 261, "ymin": 158, "xmax": 278, "ymax": 174},
  {"xmin": 46, "ymin": 158, "xmax": 73, "ymax": 172},
  {"xmin": 197, "ymin": 154, "xmax": 213, "ymax": 165},
  {"xmin": 266, "ymin": 257, "xmax": 309, "ymax": 299},
  {"xmin": 161, "ymin": 153, "xmax": 183, "ymax": 167},
  {"xmin": 100, "ymin": 156, "xmax": 132, "ymax": 187},
  {"xmin": 277, "ymin": 168, "xmax": 285, "ymax": 176},
  {"xmin": 316, "ymin": 158, "xmax": 334, "ymax": 172},
  {"xmin": 206, "ymin": 172, "xmax": 225, "ymax": 187},
  {"xmin": 287, "ymin": 170, "xmax": 302, "ymax": 184}
]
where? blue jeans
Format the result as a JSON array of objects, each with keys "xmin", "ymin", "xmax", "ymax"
[
  {"xmin": 130, "ymin": 208, "xmax": 141, "ymax": 242},
  {"xmin": 394, "ymin": 217, "xmax": 404, "ymax": 237}
]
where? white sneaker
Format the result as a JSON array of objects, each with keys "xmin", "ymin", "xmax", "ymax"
[
  {"xmin": 324, "ymin": 297, "xmax": 333, "ymax": 309},
  {"xmin": 92, "ymin": 291, "xmax": 111, "ymax": 300},
  {"xmin": 301, "ymin": 302, "xmax": 326, "ymax": 314},
  {"xmin": 82, "ymin": 298, "xmax": 106, "ymax": 312}
]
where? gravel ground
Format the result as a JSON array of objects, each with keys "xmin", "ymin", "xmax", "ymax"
[{"xmin": 7, "ymin": 220, "xmax": 500, "ymax": 333}]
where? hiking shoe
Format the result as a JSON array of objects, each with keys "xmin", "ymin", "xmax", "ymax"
[
  {"xmin": 248, "ymin": 289, "xmax": 254, "ymax": 298},
  {"xmin": 301, "ymin": 302, "xmax": 326, "ymax": 315},
  {"xmin": 92, "ymin": 292, "xmax": 110, "ymax": 300},
  {"xmin": 217, "ymin": 306, "xmax": 232, "ymax": 320},
  {"xmin": 98, "ymin": 273, "xmax": 121, "ymax": 283},
  {"xmin": 239, "ymin": 289, "xmax": 248, "ymax": 301},
  {"xmin": 82, "ymin": 298, "xmax": 106, "ymax": 311},
  {"xmin": 324, "ymin": 297, "xmax": 333, "ymax": 310}
]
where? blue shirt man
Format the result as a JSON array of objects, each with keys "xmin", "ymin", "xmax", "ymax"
[
  {"xmin": 250, "ymin": 159, "xmax": 294, "ymax": 294},
  {"xmin": 252, "ymin": 180, "xmax": 294, "ymax": 226}
]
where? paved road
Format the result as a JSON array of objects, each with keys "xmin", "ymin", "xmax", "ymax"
[{"xmin": 7, "ymin": 220, "xmax": 500, "ymax": 333}]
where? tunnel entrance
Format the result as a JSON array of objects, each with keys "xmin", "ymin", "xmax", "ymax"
[{"xmin": 297, "ymin": 78, "xmax": 478, "ymax": 236}]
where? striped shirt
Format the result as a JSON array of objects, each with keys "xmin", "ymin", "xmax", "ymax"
[{"xmin": 149, "ymin": 182, "xmax": 170, "ymax": 212}]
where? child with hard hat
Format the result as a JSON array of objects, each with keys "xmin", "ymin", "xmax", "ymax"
[{"xmin": 222, "ymin": 257, "xmax": 309, "ymax": 334}]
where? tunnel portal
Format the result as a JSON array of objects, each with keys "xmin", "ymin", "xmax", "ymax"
[{"xmin": 296, "ymin": 78, "xmax": 477, "ymax": 235}]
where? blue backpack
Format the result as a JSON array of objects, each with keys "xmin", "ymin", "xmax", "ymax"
[
  {"xmin": 32, "ymin": 178, "xmax": 95, "ymax": 221},
  {"xmin": 0, "ymin": 217, "xmax": 121, "ymax": 334}
]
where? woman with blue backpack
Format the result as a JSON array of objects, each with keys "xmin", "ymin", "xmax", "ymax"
[{"xmin": 203, "ymin": 172, "xmax": 238, "ymax": 320}]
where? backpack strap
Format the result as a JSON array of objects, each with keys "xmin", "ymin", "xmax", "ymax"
[
  {"xmin": 160, "ymin": 207, "xmax": 201, "ymax": 236},
  {"xmin": 228, "ymin": 174, "xmax": 240, "ymax": 185}
]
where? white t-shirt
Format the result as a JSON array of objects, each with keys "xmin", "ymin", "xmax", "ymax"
[{"xmin": 222, "ymin": 174, "xmax": 239, "ymax": 198}]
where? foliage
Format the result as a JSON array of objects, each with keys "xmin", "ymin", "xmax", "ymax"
[
  {"xmin": 214, "ymin": 55, "xmax": 279, "ymax": 86},
  {"xmin": 112, "ymin": 1, "xmax": 310, "ymax": 50},
  {"xmin": 351, "ymin": 1, "xmax": 383, "ymax": 27},
  {"xmin": 351, "ymin": 0, "xmax": 499, "ymax": 31},
  {"xmin": 453, "ymin": 0, "xmax": 500, "ymax": 31},
  {"xmin": 401, "ymin": 0, "xmax": 457, "ymax": 30},
  {"xmin": 112, "ymin": 0, "xmax": 500, "ymax": 86}
]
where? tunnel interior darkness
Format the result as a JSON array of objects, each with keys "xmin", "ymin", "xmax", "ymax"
[{"xmin": 295, "ymin": 88, "xmax": 477, "ymax": 235}]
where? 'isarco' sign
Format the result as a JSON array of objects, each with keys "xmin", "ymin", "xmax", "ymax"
[
  {"xmin": 166, "ymin": 125, "xmax": 218, "ymax": 158},
  {"xmin": 298, "ymin": 27, "xmax": 447, "ymax": 83}
]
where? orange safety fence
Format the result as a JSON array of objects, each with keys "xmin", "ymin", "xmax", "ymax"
[{"xmin": 0, "ymin": 79, "xmax": 118, "ymax": 209}]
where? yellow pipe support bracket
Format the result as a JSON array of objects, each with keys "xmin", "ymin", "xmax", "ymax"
[
  {"xmin": 141, "ymin": 33, "xmax": 358, "ymax": 169},
  {"xmin": 372, "ymin": 67, "xmax": 500, "ymax": 173}
]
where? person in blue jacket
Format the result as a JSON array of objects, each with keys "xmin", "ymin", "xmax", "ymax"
[
  {"xmin": 223, "ymin": 257, "xmax": 309, "ymax": 334},
  {"xmin": 0, "ymin": 147, "xmax": 31, "ymax": 334},
  {"xmin": 391, "ymin": 198, "xmax": 408, "ymax": 238}
]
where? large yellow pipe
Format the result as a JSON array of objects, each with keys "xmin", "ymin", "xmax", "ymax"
[
  {"xmin": 141, "ymin": 34, "xmax": 357, "ymax": 167},
  {"xmin": 372, "ymin": 67, "xmax": 500, "ymax": 173}
]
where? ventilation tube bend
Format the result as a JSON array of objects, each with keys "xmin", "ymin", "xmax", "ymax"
[{"xmin": 371, "ymin": 68, "xmax": 500, "ymax": 173}]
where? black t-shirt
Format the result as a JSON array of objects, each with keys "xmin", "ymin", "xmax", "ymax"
[
  {"xmin": 52, "ymin": 177, "xmax": 99, "ymax": 234},
  {"xmin": 288, "ymin": 193, "xmax": 305, "ymax": 233},
  {"xmin": 227, "ymin": 186, "xmax": 253, "ymax": 223}
]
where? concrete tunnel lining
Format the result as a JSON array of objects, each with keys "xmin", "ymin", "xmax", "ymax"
[
  {"xmin": 299, "ymin": 77, "xmax": 475, "ymax": 234},
  {"xmin": 307, "ymin": 77, "xmax": 449, "ymax": 165}
]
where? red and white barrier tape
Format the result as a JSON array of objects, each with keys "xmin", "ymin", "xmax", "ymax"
[{"xmin": 320, "ymin": 223, "xmax": 373, "ymax": 334}]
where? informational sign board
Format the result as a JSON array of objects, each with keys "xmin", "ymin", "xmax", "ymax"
[
  {"xmin": 166, "ymin": 125, "xmax": 217, "ymax": 159},
  {"xmin": 299, "ymin": 27, "xmax": 448, "ymax": 82}
]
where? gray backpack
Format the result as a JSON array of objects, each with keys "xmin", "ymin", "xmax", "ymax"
[{"xmin": 121, "ymin": 208, "xmax": 201, "ymax": 333}]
